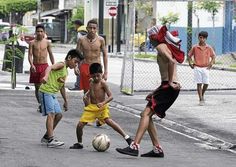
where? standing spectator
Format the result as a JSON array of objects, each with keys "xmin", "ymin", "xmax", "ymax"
[
  {"xmin": 76, "ymin": 19, "xmax": 108, "ymax": 96},
  {"xmin": 188, "ymin": 31, "xmax": 215, "ymax": 106},
  {"xmin": 69, "ymin": 19, "xmax": 87, "ymax": 91},
  {"xmin": 28, "ymin": 24, "xmax": 55, "ymax": 113}
]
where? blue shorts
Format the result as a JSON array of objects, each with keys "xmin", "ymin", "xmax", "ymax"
[{"xmin": 39, "ymin": 92, "xmax": 62, "ymax": 116}]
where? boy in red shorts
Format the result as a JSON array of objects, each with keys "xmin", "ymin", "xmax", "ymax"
[{"xmin": 28, "ymin": 24, "xmax": 55, "ymax": 113}]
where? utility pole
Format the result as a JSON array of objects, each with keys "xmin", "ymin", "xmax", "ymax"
[
  {"xmin": 37, "ymin": 0, "xmax": 41, "ymax": 23},
  {"xmin": 99, "ymin": 0, "xmax": 104, "ymax": 34},
  {"xmin": 116, "ymin": 0, "xmax": 124, "ymax": 52}
]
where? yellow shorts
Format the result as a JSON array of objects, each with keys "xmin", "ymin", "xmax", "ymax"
[{"xmin": 80, "ymin": 104, "xmax": 110, "ymax": 123}]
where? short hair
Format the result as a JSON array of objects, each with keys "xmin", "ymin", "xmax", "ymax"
[
  {"xmin": 65, "ymin": 49, "xmax": 84, "ymax": 61},
  {"xmin": 87, "ymin": 19, "xmax": 98, "ymax": 27},
  {"xmin": 89, "ymin": 63, "xmax": 103, "ymax": 74},
  {"xmin": 199, "ymin": 31, "xmax": 208, "ymax": 38},
  {"xmin": 73, "ymin": 19, "xmax": 83, "ymax": 26},
  {"xmin": 36, "ymin": 24, "xmax": 45, "ymax": 31}
]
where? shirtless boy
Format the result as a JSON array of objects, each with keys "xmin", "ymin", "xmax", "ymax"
[
  {"xmin": 76, "ymin": 19, "xmax": 108, "ymax": 96},
  {"xmin": 28, "ymin": 24, "xmax": 55, "ymax": 112},
  {"xmin": 70, "ymin": 63, "xmax": 132, "ymax": 149},
  {"xmin": 116, "ymin": 43, "xmax": 181, "ymax": 157}
]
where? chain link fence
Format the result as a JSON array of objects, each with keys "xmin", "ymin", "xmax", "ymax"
[{"xmin": 120, "ymin": 0, "xmax": 236, "ymax": 95}]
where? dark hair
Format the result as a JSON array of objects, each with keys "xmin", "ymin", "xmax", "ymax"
[
  {"xmin": 89, "ymin": 63, "xmax": 103, "ymax": 74},
  {"xmin": 65, "ymin": 49, "xmax": 84, "ymax": 60},
  {"xmin": 73, "ymin": 19, "xmax": 84, "ymax": 26},
  {"xmin": 36, "ymin": 24, "xmax": 45, "ymax": 31},
  {"xmin": 87, "ymin": 19, "xmax": 98, "ymax": 27},
  {"xmin": 199, "ymin": 31, "xmax": 208, "ymax": 38}
]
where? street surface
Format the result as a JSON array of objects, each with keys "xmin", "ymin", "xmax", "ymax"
[{"xmin": 0, "ymin": 44, "xmax": 236, "ymax": 166}]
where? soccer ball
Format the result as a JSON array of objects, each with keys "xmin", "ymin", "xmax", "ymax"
[{"xmin": 92, "ymin": 134, "xmax": 110, "ymax": 152}]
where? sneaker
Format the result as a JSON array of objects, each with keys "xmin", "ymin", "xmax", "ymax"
[
  {"xmin": 116, "ymin": 146, "xmax": 139, "ymax": 156},
  {"xmin": 41, "ymin": 137, "xmax": 49, "ymax": 144},
  {"xmin": 69, "ymin": 143, "xmax": 83, "ymax": 149},
  {"xmin": 37, "ymin": 105, "xmax": 42, "ymax": 113},
  {"xmin": 141, "ymin": 150, "xmax": 164, "ymax": 158},
  {"xmin": 125, "ymin": 137, "xmax": 133, "ymax": 146},
  {"xmin": 47, "ymin": 139, "xmax": 64, "ymax": 148}
]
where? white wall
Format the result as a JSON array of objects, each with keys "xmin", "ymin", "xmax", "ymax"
[{"xmin": 154, "ymin": 1, "xmax": 224, "ymax": 28}]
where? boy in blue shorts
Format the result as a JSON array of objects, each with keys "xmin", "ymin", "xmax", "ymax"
[{"xmin": 39, "ymin": 49, "xmax": 83, "ymax": 148}]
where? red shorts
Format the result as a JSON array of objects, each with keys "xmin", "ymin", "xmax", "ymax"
[
  {"xmin": 79, "ymin": 63, "xmax": 90, "ymax": 91},
  {"xmin": 29, "ymin": 63, "xmax": 48, "ymax": 84}
]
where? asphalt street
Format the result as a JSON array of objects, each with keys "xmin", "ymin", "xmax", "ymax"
[{"xmin": 0, "ymin": 44, "xmax": 236, "ymax": 166}]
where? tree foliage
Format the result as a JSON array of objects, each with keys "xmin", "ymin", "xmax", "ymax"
[
  {"xmin": 135, "ymin": 1, "xmax": 153, "ymax": 16},
  {"xmin": 0, "ymin": 0, "xmax": 37, "ymax": 16},
  {"xmin": 68, "ymin": 5, "xmax": 84, "ymax": 31},
  {"xmin": 158, "ymin": 12, "xmax": 180, "ymax": 27},
  {"xmin": 194, "ymin": 1, "xmax": 222, "ymax": 16}
]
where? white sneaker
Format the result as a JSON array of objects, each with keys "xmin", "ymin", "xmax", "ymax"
[
  {"xmin": 47, "ymin": 139, "xmax": 64, "ymax": 148},
  {"xmin": 41, "ymin": 137, "xmax": 49, "ymax": 145}
]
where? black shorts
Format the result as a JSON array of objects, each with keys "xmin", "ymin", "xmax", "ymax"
[{"xmin": 146, "ymin": 81, "xmax": 180, "ymax": 118}]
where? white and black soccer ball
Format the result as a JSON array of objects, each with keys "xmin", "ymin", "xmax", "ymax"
[{"xmin": 92, "ymin": 134, "xmax": 110, "ymax": 152}]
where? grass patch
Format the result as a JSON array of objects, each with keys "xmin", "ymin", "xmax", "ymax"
[
  {"xmin": 229, "ymin": 64, "xmax": 236, "ymax": 68},
  {"xmin": 134, "ymin": 53, "xmax": 156, "ymax": 60},
  {"xmin": 215, "ymin": 61, "xmax": 223, "ymax": 65}
]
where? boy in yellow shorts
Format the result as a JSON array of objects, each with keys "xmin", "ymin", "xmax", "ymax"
[{"xmin": 70, "ymin": 63, "xmax": 132, "ymax": 149}]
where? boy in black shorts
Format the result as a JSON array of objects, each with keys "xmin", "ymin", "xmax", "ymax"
[{"xmin": 116, "ymin": 43, "xmax": 181, "ymax": 157}]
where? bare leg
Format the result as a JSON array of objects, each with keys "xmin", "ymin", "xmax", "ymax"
[
  {"xmin": 34, "ymin": 84, "xmax": 41, "ymax": 103},
  {"xmin": 105, "ymin": 118, "xmax": 127, "ymax": 138},
  {"xmin": 115, "ymin": 107, "xmax": 154, "ymax": 156},
  {"xmin": 44, "ymin": 113, "xmax": 62, "ymax": 137},
  {"xmin": 147, "ymin": 118, "xmax": 160, "ymax": 146},
  {"xmin": 76, "ymin": 122, "xmax": 87, "ymax": 143},
  {"xmin": 197, "ymin": 83, "xmax": 203, "ymax": 101},
  {"xmin": 46, "ymin": 113, "xmax": 55, "ymax": 138},
  {"xmin": 202, "ymin": 84, "xmax": 208, "ymax": 99},
  {"xmin": 133, "ymin": 107, "xmax": 154, "ymax": 144}
]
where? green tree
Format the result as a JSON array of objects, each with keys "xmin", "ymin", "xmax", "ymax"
[
  {"xmin": 194, "ymin": 0, "xmax": 222, "ymax": 28},
  {"xmin": 194, "ymin": 0, "xmax": 222, "ymax": 48},
  {"xmin": 67, "ymin": 5, "xmax": 84, "ymax": 43},
  {"xmin": 158, "ymin": 12, "xmax": 180, "ymax": 29},
  {"xmin": 0, "ymin": 0, "xmax": 37, "ymax": 24}
]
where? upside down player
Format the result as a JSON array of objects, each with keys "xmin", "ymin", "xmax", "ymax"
[{"xmin": 116, "ymin": 42, "xmax": 181, "ymax": 157}]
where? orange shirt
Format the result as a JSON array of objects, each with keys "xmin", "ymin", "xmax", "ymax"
[{"xmin": 188, "ymin": 44, "xmax": 215, "ymax": 67}]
